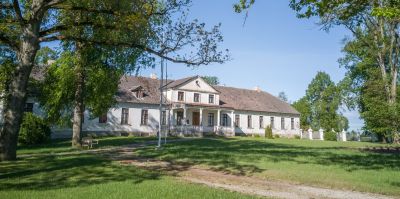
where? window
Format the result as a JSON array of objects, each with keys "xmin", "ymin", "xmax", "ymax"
[
  {"xmin": 121, "ymin": 108, "xmax": 129, "ymax": 125},
  {"xmin": 194, "ymin": 93, "xmax": 200, "ymax": 102},
  {"xmin": 135, "ymin": 90, "xmax": 144, "ymax": 98},
  {"xmin": 99, "ymin": 113, "xmax": 107, "ymax": 123},
  {"xmin": 222, "ymin": 114, "xmax": 228, "ymax": 126},
  {"xmin": 291, "ymin": 118, "xmax": 295, "ymax": 130},
  {"xmin": 270, "ymin": 117, "xmax": 274, "ymax": 129},
  {"xmin": 208, "ymin": 113, "xmax": 214, "ymax": 126},
  {"xmin": 259, "ymin": 116, "xmax": 264, "ymax": 129},
  {"xmin": 247, "ymin": 115, "xmax": 252, "ymax": 128},
  {"xmin": 162, "ymin": 111, "xmax": 167, "ymax": 125},
  {"xmin": 281, "ymin": 117, "xmax": 285, "ymax": 130},
  {"xmin": 24, "ymin": 103, "xmax": 33, "ymax": 112},
  {"xmin": 235, "ymin": 115, "xmax": 240, "ymax": 127},
  {"xmin": 209, "ymin": 95, "xmax": 214, "ymax": 104},
  {"xmin": 141, "ymin": 110, "xmax": 148, "ymax": 125},
  {"xmin": 178, "ymin": 91, "xmax": 184, "ymax": 101}
]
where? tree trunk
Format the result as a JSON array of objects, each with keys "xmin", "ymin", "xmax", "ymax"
[
  {"xmin": 71, "ymin": 43, "xmax": 85, "ymax": 148},
  {"xmin": 0, "ymin": 25, "xmax": 39, "ymax": 161}
]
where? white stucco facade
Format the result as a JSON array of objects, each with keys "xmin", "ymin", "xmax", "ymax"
[{"xmin": 2, "ymin": 76, "xmax": 301, "ymax": 138}]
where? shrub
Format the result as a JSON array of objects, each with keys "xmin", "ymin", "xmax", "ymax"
[
  {"xmin": 274, "ymin": 134, "xmax": 280, "ymax": 139},
  {"xmin": 324, "ymin": 131, "xmax": 337, "ymax": 141},
  {"xmin": 294, "ymin": 135, "xmax": 301, "ymax": 139},
  {"xmin": 265, "ymin": 125, "xmax": 273, "ymax": 139},
  {"xmin": 19, "ymin": 113, "xmax": 52, "ymax": 145}
]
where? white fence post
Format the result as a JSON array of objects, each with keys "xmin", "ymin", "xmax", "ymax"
[
  {"xmin": 342, "ymin": 129, "xmax": 347, "ymax": 142},
  {"xmin": 308, "ymin": 128, "xmax": 313, "ymax": 140},
  {"xmin": 319, "ymin": 129, "xmax": 324, "ymax": 140}
]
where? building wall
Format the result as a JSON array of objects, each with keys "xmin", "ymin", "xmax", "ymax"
[
  {"xmin": 3, "ymin": 98, "xmax": 300, "ymax": 138},
  {"xmin": 166, "ymin": 77, "xmax": 220, "ymax": 105},
  {"xmin": 168, "ymin": 89, "xmax": 220, "ymax": 106},
  {"xmin": 233, "ymin": 110, "xmax": 301, "ymax": 137}
]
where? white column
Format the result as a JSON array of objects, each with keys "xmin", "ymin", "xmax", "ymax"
[
  {"xmin": 183, "ymin": 107, "xmax": 187, "ymax": 125},
  {"xmin": 231, "ymin": 111, "xmax": 235, "ymax": 136},
  {"xmin": 342, "ymin": 129, "xmax": 347, "ymax": 142},
  {"xmin": 217, "ymin": 109, "xmax": 221, "ymax": 127},
  {"xmin": 199, "ymin": 108, "xmax": 203, "ymax": 133},
  {"xmin": 308, "ymin": 128, "xmax": 313, "ymax": 140},
  {"xmin": 319, "ymin": 129, "xmax": 324, "ymax": 140},
  {"xmin": 199, "ymin": 108, "xmax": 203, "ymax": 126}
]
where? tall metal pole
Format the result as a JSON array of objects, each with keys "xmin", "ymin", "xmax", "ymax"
[
  {"xmin": 164, "ymin": 59, "xmax": 168, "ymax": 144},
  {"xmin": 157, "ymin": 58, "xmax": 164, "ymax": 148}
]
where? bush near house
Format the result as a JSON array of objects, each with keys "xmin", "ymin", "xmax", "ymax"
[
  {"xmin": 324, "ymin": 131, "xmax": 337, "ymax": 141},
  {"xmin": 19, "ymin": 113, "xmax": 51, "ymax": 145},
  {"xmin": 265, "ymin": 125, "xmax": 273, "ymax": 139}
]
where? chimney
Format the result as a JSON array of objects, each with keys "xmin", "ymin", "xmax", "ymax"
[
  {"xmin": 150, "ymin": 73, "xmax": 158, "ymax": 79},
  {"xmin": 254, "ymin": 86, "xmax": 261, "ymax": 93}
]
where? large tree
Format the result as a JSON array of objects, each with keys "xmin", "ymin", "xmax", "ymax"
[
  {"xmin": 293, "ymin": 72, "xmax": 348, "ymax": 131},
  {"xmin": 0, "ymin": 0, "xmax": 228, "ymax": 161},
  {"xmin": 290, "ymin": 0, "xmax": 400, "ymax": 142}
]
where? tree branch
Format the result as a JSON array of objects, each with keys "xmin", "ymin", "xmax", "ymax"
[
  {"xmin": 12, "ymin": 0, "xmax": 25, "ymax": 24},
  {"xmin": 39, "ymin": 35, "xmax": 223, "ymax": 66},
  {"xmin": 0, "ymin": 33, "xmax": 18, "ymax": 50}
]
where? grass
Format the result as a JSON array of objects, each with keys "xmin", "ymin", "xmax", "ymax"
[
  {"xmin": 134, "ymin": 137, "xmax": 400, "ymax": 196},
  {"xmin": 16, "ymin": 136, "xmax": 172, "ymax": 155},
  {"xmin": 1, "ymin": 136, "xmax": 257, "ymax": 199}
]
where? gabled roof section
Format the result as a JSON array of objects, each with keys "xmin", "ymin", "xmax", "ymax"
[
  {"xmin": 165, "ymin": 76, "xmax": 198, "ymax": 89},
  {"xmin": 166, "ymin": 76, "xmax": 220, "ymax": 94},
  {"xmin": 116, "ymin": 76, "xmax": 168, "ymax": 104},
  {"xmin": 215, "ymin": 86, "xmax": 300, "ymax": 115}
]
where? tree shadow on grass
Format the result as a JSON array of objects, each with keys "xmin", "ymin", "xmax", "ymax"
[
  {"xmin": 134, "ymin": 138, "xmax": 400, "ymax": 174},
  {"xmin": 0, "ymin": 154, "xmax": 160, "ymax": 191}
]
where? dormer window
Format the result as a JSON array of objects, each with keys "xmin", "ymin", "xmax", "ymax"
[
  {"xmin": 178, "ymin": 91, "xmax": 184, "ymax": 101},
  {"xmin": 132, "ymin": 86, "xmax": 144, "ymax": 99},
  {"xmin": 194, "ymin": 93, "xmax": 200, "ymax": 103},
  {"xmin": 135, "ymin": 90, "xmax": 144, "ymax": 98}
]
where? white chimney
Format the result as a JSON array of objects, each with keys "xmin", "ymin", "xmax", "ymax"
[{"xmin": 150, "ymin": 73, "xmax": 158, "ymax": 79}]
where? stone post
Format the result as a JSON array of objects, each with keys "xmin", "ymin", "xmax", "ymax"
[
  {"xmin": 319, "ymin": 129, "xmax": 324, "ymax": 140},
  {"xmin": 342, "ymin": 129, "xmax": 347, "ymax": 142},
  {"xmin": 308, "ymin": 128, "xmax": 313, "ymax": 140}
]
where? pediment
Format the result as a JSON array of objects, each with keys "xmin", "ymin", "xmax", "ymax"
[{"xmin": 177, "ymin": 77, "xmax": 219, "ymax": 93}]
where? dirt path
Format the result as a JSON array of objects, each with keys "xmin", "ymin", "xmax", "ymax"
[{"xmin": 121, "ymin": 159, "xmax": 395, "ymax": 199}]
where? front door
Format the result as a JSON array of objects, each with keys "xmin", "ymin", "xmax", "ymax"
[
  {"xmin": 192, "ymin": 112, "xmax": 200, "ymax": 126},
  {"xmin": 177, "ymin": 111, "xmax": 184, "ymax": 126}
]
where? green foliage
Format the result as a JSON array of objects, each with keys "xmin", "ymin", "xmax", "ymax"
[
  {"xmin": 273, "ymin": 134, "xmax": 280, "ymax": 139},
  {"xmin": 294, "ymin": 72, "xmax": 348, "ymax": 132},
  {"xmin": 19, "ymin": 113, "xmax": 51, "ymax": 145},
  {"xmin": 292, "ymin": 97, "xmax": 311, "ymax": 129},
  {"xmin": 40, "ymin": 49, "xmax": 123, "ymax": 126},
  {"xmin": 35, "ymin": 47, "xmax": 58, "ymax": 66},
  {"xmin": 234, "ymin": 0, "xmax": 255, "ymax": 13},
  {"xmin": 290, "ymin": 0, "xmax": 400, "ymax": 143},
  {"xmin": 294, "ymin": 135, "xmax": 301, "ymax": 139},
  {"xmin": 265, "ymin": 125, "xmax": 273, "ymax": 139},
  {"xmin": 202, "ymin": 76, "xmax": 220, "ymax": 86},
  {"xmin": 278, "ymin": 91, "xmax": 288, "ymax": 102},
  {"xmin": 324, "ymin": 131, "xmax": 337, "ymax": 141},
  {"xmin": 340, "ymin": 30, "xmax": 400, "ymax": 141}
]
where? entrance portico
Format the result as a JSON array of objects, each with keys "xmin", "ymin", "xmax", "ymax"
[{"xmin": 169, "ymin": 104, "xmax": 235, "ymax": 136}]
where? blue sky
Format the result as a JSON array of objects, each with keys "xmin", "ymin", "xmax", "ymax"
[{"xmin": 140, "ymin": 1, "xmax": 363, "ymax": 131}]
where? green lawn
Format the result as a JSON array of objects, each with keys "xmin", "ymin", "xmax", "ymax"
[
  {"xmin": 135, "ymin": 137, "xmax": 400, "ymax": 196},
  {"xmin": 0, "ymin": 137, "xmax": 256, "ymax": 199},
  {"xmin": 2, "ymin": 136, "xmax": 399, "ymax": 198}
]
